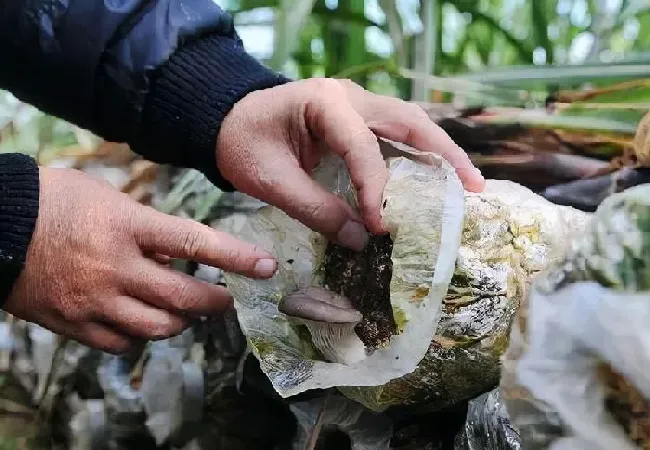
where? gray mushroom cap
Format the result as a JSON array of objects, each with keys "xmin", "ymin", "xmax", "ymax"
[
  {"xmin": 278, "ymin": 287, "xmax": 367, "ymax": 365},
  {"xmin": 278, "ymin": 287, "xmax": 362, "ymax": 324}
]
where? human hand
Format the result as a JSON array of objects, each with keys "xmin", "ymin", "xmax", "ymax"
[
  {"xmin": 217, "ymin": 78, "xmax": 484, "ymax": 252},
  {"xmin": 4, "ymin": 167, "xmax": 277, "ymax": 354}
]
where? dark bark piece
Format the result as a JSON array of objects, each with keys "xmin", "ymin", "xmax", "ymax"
[
  {"xmin": 322, "ymin": 235, "xmax": 397, "ymax": 350},
  {"xmin": 543, "ymin": 167, "xmax": 650, "ymax": 212}
]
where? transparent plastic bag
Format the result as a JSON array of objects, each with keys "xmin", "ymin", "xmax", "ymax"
[
  {"xmin": 223, "ymin": 144, "xmax": 466, "ymax": 399},
  {"xmin": 501, "ymin": 184, "xmax": 650, "ymax": 450},
  {"xmin": 290, "ymin": 393, "xmax": 393, "ymax": 450},
  {"xmin": 339, "ymin": 177, "xmax": 588, "ymax": 412},
  {"xmin": 454, "ymin": 388, "xmax": 521, "ymax": 450}
]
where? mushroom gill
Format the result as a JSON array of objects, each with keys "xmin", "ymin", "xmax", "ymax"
[{"xmin": 278, "ymin": 287, "xmax": 367, "ymax": 365}]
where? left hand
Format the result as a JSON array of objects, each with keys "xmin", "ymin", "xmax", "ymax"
[
  {"xmin": 4, "ymin": 168, "xmax": 278, "ymax": 354},
  {"xmin": 217, "ymin": 78, "xmax": 485, "ymax": 251}
]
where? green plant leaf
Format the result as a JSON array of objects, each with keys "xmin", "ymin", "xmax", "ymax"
[
  {"xmin": 457, "ymin": 63, "xmax": 650, "ymax": 87},
  {"xmin": 452, "ymin": 3, "xmax": 533, "ymax": 63},
  {"xmin": 478, "ymin": 110, "xmax": 639, "ymax": 135}
]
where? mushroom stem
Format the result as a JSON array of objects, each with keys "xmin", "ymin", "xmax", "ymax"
[{"xmin": 303, "ymin": 321, "xmax": 367, "ymax": 366}]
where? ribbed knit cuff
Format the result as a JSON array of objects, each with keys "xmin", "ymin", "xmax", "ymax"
[
  {"xmin": 137, "ymin": 35, "xmax": 291, "ymax": 191},
  {"xmin": 0, "ymin": 153, "xmax": 39, "ymax": 305}
]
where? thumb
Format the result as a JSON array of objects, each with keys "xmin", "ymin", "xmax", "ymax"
[
  {"xmin": 258, "ymin": 162, "xmax": 369, "ymax": 252},
  {"xmin": 132, "ymin": 206, "xmax": 278, "ymax": 278}
]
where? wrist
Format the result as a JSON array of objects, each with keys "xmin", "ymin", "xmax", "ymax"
[{"xmin": 134, "ymin": 34, "xmax": 291, "ymax": 190}]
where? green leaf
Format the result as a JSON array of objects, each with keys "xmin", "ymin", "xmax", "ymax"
[
  {"xmin": 452, "ymin": 3, "xmax": 533, "ymax": 64},
  {"xmin": 399, "ymin": 67, "xmax": 526, "ymax": 104},
  {"xmin": 457, "ymin": 63, "xmax": 650, "ymax": 87},
  {"xmin": 269, "ymin": 0, "xmax": 317, "ymax": 71},
  {"xmin": 194, "ymin": 188, "xmax": 224, "ymax": 222},
  {"xmin": 234, "ymin": 0, "xmax": 380, "ymax": 28},
  {"xmin": 530, "ymin": 1, "xmax": 553, "ymax": 63},
  {"xmin": 478, "ymin": 111, "xmax": 639, "ymax": 135},
  {"xmin": 556, "ymin": 79, "xmax": 650, "ymax": 126},
  {"xmin": 157, "ymin": 171, "xmax": 206, "ymax": 215}
]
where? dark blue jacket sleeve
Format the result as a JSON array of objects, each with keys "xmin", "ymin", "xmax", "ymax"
[
  {"xmin": 0, "ymin": 0, "xmax": 289, "ymax": 305},
  {"xmin": 0, "ymin": 0, "xmax": 289, "ymax": 188}
]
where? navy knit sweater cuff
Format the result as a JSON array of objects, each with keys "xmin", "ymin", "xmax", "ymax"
[
  {"xmin": 0, "ymin": 153, "xmax": 39, "ymax": 304},
  {"xmin": 139, "ymin": 35, "xmax": 290, "ymax": 191}
]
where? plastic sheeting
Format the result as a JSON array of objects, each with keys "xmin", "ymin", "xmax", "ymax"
[
  {"xmin": 290, "ymin": 393, "xmax": 393, "ymax": 450},
  {"xmin": 454, "ymin": 389, "xmax": 521, "ymax": 450},
  {"xmin": 223, "ymin": 147, "xmax": 466, "ymax": 401},
  {"xmin": 339, "ymin": 178, "xmax": 588, "ymax": 412},
  {"xmin": 501, "ymin": 184, "xmax": 650, "ymax": 450}
]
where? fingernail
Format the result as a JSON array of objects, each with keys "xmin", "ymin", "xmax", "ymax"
[
  {"xmin": 254, "ymin": 259, "xmax": 277, "ymax": 278},
  {"xmin": 337, "ymin": 220, "xmax": 369, "ymax": 252}
]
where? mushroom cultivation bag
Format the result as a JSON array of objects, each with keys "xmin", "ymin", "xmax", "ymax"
[
  {"xmin": 501, "ymin": 184, "xmax": 650, "ymax": 450},
  {"xmin": 223, "ymin": 140, "xmax": 465, "ymax": 398}
]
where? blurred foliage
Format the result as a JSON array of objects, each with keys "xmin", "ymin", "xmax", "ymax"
[
  {"xmin": 0, "ymin": 91, "xmax": 100, "ymax": 162},
  {"xmin": 2, "ymin": 0, "xmax": 650, "ymax": 158},
  {"xmin": 0, "ymin": 373, "xmax": 47, "ymax": 450},
  {"xmin": 227, "ymin": 0, "xmax": 650, "ymax": 99}
]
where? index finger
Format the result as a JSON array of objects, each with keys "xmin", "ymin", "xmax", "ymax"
[
  {"xmin": 305, "ymin": 84, "xmax": 389, "ymax": 234},
  {"xmin": 132, "ymin": 206, "xmax": 278, "ymax": 279},
  {"xmin": 343, "ymin": 84, "xmax": 485, "ymax": 192}
]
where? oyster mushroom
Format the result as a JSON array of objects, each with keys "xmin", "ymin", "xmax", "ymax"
[{"xmin": 278, "ymin": 287, "xmax": 367, "ymax": 365}]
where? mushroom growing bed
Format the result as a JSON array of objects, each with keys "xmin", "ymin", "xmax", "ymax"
[{"xmin": 321, "ymin": 235, "xmax": 397, "ymax": 352}]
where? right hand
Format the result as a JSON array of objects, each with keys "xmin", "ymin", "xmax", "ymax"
[
  {"xmin": 217, "ymin": 78, "xmax": 484, "ymax": 252},
  {"xmin": 3, "ymin": 167, "xmax": 278, "ymax": 354}
]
